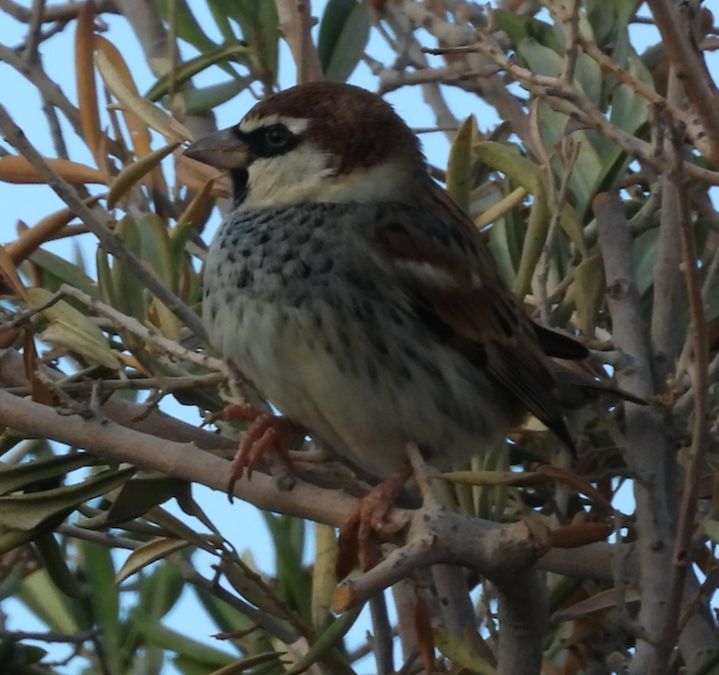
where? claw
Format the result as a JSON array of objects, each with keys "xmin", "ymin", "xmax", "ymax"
[
  {"xmin": 336, "ymin": 463, "xmax": 412, "ymax": 578},
  {"xmin": 213, "ymin": 402, "xmax": 304, "ymax": 497}
]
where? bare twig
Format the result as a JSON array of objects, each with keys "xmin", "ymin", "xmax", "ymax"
[
  {"xmin": 645, "ymin": 0, "xmax": 719, "ymax": 169},
  {"xmin": 651, "ymin": 80, "xmax": 688, "ymax": 388},
  {"xmin": 595, "ymin": 192, "xmax": 677, "ymax": 675},
  {"xmin": 651, "ymin": 118, "xmax": 710, "ymax": 675},
  {"xmin": 274, "ymin": 0, "xmax": 323, "ymax": 84},
  {"xmin": 0, "ymin": 104, "xmax": 208, "ymax": 341},
  {"xmin": 0, "ymin": 0, "xmax": 117, "ymax": 22}
]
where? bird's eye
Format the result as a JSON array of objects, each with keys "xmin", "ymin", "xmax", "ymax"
[{"xmin": 263, "ymin": 124, "xmax": 293, "ymax": 150}]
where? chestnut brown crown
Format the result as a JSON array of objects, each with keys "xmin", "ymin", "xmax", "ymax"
[{"xmin": 184, "ymin": 82, "xmax": 429, "ymax": 209}]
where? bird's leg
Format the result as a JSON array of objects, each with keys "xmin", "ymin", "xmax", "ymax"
[
  {"xmin": 336, "ymin": 463, "xmax": 413, "ymax": 578},
  {"xmin": 212, "ymin": 402, "xmax": 305, "ymax": 493}
]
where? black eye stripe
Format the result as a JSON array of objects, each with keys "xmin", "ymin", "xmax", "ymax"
[{"xmin": 237, "ymin": 123, "xmax": 300, "ymax": 158}]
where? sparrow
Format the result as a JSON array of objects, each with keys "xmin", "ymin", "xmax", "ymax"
[{"xmin": 184, "ymin": 81, "xmax": 618, "ymax": 480}]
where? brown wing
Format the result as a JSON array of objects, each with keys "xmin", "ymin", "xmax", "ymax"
[{"xmin": 374, "ymin": 184, "xmax": 575, "ymax": 451}]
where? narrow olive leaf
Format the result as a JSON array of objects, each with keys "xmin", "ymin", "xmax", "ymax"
[
  {"xmin": 108, "ymin": 475, "xmax": 188, "ymax": 523},
  {"xmin": 80, "ymin": 541, "xmax": 122, "ymax": 671},
  {"xmin": 15, "ymin": 567, "xmax": 82, "ymax": 633},
  {"xmin": 35, "ymin": 533, "xmax": 85, "ymax": 599},
  {"xmin": 0, "ymin": 156, "xmax": 110, "ymax": 185},
  {"xmin": 476, "ymin": 142, "xmax": 552, "ymax": 299},
  {"xmin": 0, "ymin": 513, "xmax": 67, "ymax": 556},
  {"xmin": 153, "ymin": 0, "xmax": 221, "ymax": 61},
  {"xmin": 23, "ymin": 329, "xmax": 54, "ymax": 406},
  {"xmin": 573, "ymin": 255, "xmax": 606, "ymax": 335},
  {"xmin": 93, "ymin": 36, "xmax": 154, "ymax": 161},
  {"xmin": 174, "ymin": 484, "xmax": 224, "ymax": 539},
  {"xmin": 205, "ymin": 0, "xmax": 237, "ymax": 43},
  {"xmin": 74, "ymin": 1, "xmax": 102, "ymax": 166},
  {"xmin": 559, "ymin": 203, "xmax": 588, "ymax": 256},
  {"xmin": 318, "ymin": 0, "xmax": 371, "ymax": 82},
  {"xmin": 95, "ymin": 51, "xmax": 192, "ymax": 143},
  {"xmin": 492, "ymin": 10, "xmax": 563, "ymax": 56},
  {"xmin": 183, "ymin": 78, "xmax": 251, "ymax": 116},
  {"xmin": 136, "ymin": 212, "xmax": 177, "ymax": 290},
  {"xmin": 27, "ymin": 288, "xmax": 119, "ymax": 368},
  {"xmin": 254, "ymin": 0, "xmax": 280, "ymax": 77},
  {"xmin": 107, "ymin": 141, "xmax": 181, "ymax": 209},
  {"xmin": 145, "ymin": 45, "xmax": 250, "ymax": 101},
  {"xmin": 535, "ymin": 465, "xmax": 614, "ymax": 512},
  {"xmin": 0, "ymin": 453, "xmax": 101, "ymax": 497},
  {"xmin": 29, "ymin": 248, "xmax": 99, "ymax": 298},
  {"xmin": 311, "ymin": 523, "xmax": 338, "ymax": 630},
  {"xmin": 553, "ymin": 588, "xmax": 640, "ymax": 623},
  {"xmin": 6, "ymin": 195, "xmax": 104, "ymax": 267},
  {"xmin": 0, "ymin": 243, "xmax": 30, "ymax": 301},
  {"xmin": 135, "ymin": 555, "xmax": 187, "ymax": 621},
  {"xmin": 176, "ymin": 177, "xmax": 216, "ymax": 228},
  {"xmin": 143, "ymin": 505, "xmax": 219, "ymax": 553},
  {"xmin": 284, "ymin": 606, "xmax": 362, "ymax": 675},
  {"xmin": 474, "ymin": 186, "xmax": 526, "ymax": 229},
  {"xmin": 438, "ymin": 469, "xmax": 547, "ymax": 487},
  {"xmin": 435, "ymin": 628, "xmax": 496, "ymax": 675},
  {"xmin": 207, "ymin": 652, "xmax": 285, "ymax": 675},
  {"xmin": 130, "ymin": 608, "xmax": 236, "ymax": 667},
  {"xmin": 0, "ymin": 467, "xmax": 136, "ymax": 531},
  {"xmin": 474, "ymin": 143, "xmax": 544, "ymax": 195},
  {"xmin": 116, "ymin": 538, "xmax": 190, "ymax": 584},
  {"xmin": 318, "ymin": 0, "xmax": 355, "ymax": 70},
  {"xmin": 446, "ymin": 115, "xmax": 477, "ymax": 213},
  {"xmin": 223, "ymin": 558, "xmax": 297, "ymax": 621}
]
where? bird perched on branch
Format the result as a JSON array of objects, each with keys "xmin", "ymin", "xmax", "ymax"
[{"xmin": 184, "ymin": 81, "xmax": 635, "ymax": 487}]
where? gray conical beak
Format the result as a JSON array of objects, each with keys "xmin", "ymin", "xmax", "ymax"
[{"xmin": 183, "ymin": 127, "xmax": 249, "ymax": 169}]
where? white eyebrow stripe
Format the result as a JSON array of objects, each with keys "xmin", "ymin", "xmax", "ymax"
[{"xmin": 239, "ymin": 114, "xmax": 309, "ymax": 135}]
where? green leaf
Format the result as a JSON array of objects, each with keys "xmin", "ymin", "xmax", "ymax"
[
  {"xmin": 28, "ymin": 287, "xmax": 119, "ymax": 368},
  {"xmin": 318, "ymin": 0, "xmax": 370, "ymax": 82},
  {"xmin": 132, "ymin": 608, "xmax": 236, "ymax": 667},
  {"xmin": 446, "ymin": 115, "xmax": 477, "ymax": 213},
  {"xmin": 492, "ymin": 10, "xmax": 562, "ymax": 57},
  {"xmin": 0, "ymin": 453, "xmax": 101, "ymax": 497},
  {"xmin": 35, "ymin": 533, "xmax": 85, "ymax": 599},
  {"xmin": 16, "ymin": 567, "xmax": 82, "ymax": 633},
  {"xmin": 572, "ymin": 255, "xmax": 606, "ymax": 335},
  {"xmin": 264, "ymin": 514, "xmax": 311, "ymax": 622},
  {"xmin": 29, "ymin": 248, "xmax": 99, "ymax": 298},
  {"xmin": 435, "ymin": 626, "xmax": 496, "ymax": 675},
  {"xmin": 184, "ymin": 78, "xmax": 252, "ymax": 115},
  {"xmin": 108, "ymin": 475, "xmax": 188, "ymax": 523},
  {"xmin": 206, "ymin": 652, "xmax": 285, "ymax": 675},
  {"xmin": 474, "ymin": 141, "xmax": 551, "ymax": 298},
  {"xmin": 208, "ymin": 0, "xmax": 279, "ymax": 82},
  {"xmin": 80, "ymin": 541, "xmax": 122, "ymax": 672},
  {"xmin": 116, "ymin": 537, "xmax": 190, "ymax": 584},
  {"xmin": 284, "ymin": 606, "xmax": 362, "ymax": 675},
  {"xmin": 145, "ymin": 45, "xmax": 250, "ymax": 101},
  {"xmin": 152, "ymin": 0, "xmax": 220, "ymax": 56},
  {"xmin": 0, "ymin": 467, "xmax": 136, "ymax": 530}
]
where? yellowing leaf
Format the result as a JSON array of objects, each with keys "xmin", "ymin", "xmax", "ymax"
[
  {"xmin": 0, "ymin": 156, "xmax": 109, "ymax": 185},
  {"xmin": 95, "ymin": 51, "xmax": 192, "ymax": 143},
  {"xmin": 116, "ymin": 538, "xmax": 189, "ymax": 584},
  {"xmin": 107, "ymin": 141, "xmax": 181, "ymax": 209}
]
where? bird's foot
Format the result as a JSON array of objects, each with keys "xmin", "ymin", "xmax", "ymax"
[
  {"xmin": 336, "ymin": 463, "xmax": 413, "ymax": 579},
  {"xmin": 214, "ymin": 403, "xmax": 305, "ymax": 494}
]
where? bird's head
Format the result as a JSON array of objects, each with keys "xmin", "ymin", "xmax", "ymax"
[{"xmin": 183, "ymin": 82, "xmax": 427, "ymax": 209}]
